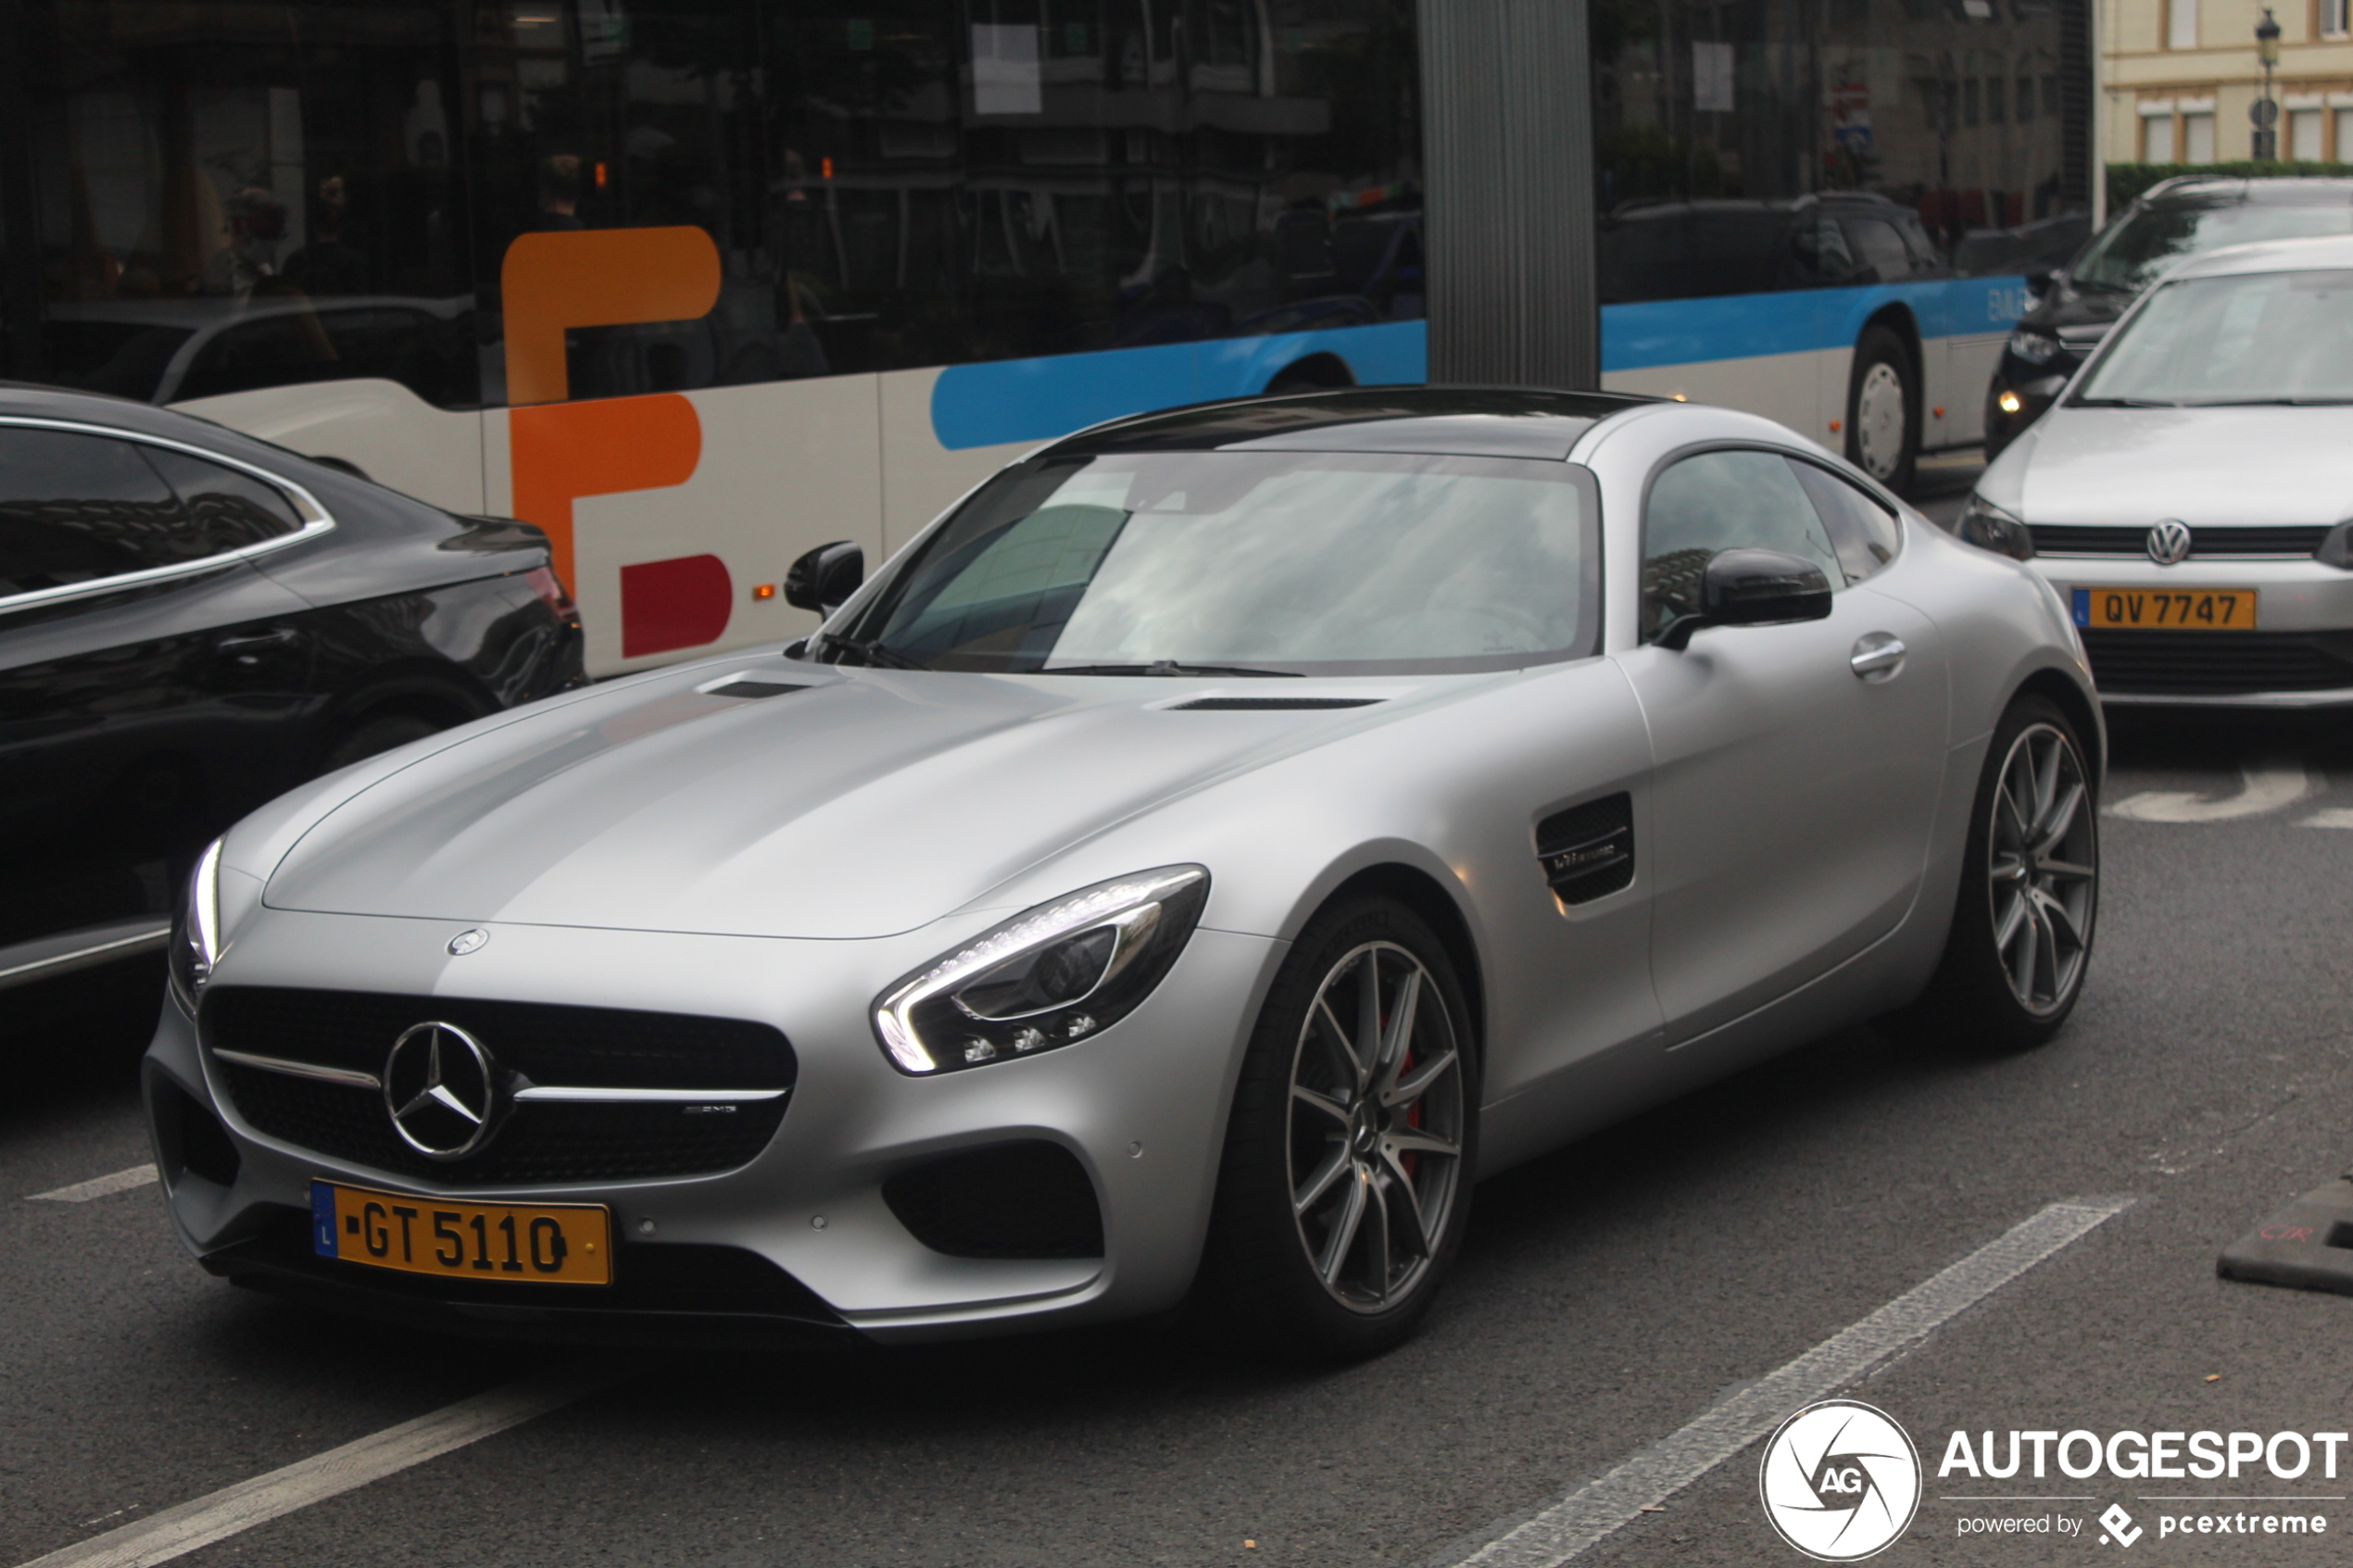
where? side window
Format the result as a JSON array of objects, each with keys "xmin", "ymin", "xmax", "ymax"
[
  {"xmin": 0, "ymin": 427, "xmax": 197, "ymax": 595},
  {"xmin": 1788, "ymin": 460, "xmax": 1904, "ymax": 584},
  {"xmin": 1842, "ymin": 217, "xmax": 1913, "ymax": 283},
  {"xmin": 1642, "ymin": 449, "xmax": 1844, "ymax": 640},
  {"xmin": 139, "ymin": 448, "xmax": 305, "ymax": 556}
]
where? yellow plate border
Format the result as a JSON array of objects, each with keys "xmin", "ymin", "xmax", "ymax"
[{"xmin": 309, "ymin": 1179, "xmax": 614, "ymax": 1286}]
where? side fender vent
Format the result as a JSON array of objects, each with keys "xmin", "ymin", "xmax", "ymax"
[
  {"xmin": 1170, "ymin": 696, "xmax": 1383, "ymax": 711},
  {"xmin": 1535, "ymin": 792, "xmax": 1634, "ymax": 906}
]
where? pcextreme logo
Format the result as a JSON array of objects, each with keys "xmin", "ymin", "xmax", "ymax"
[{"xmin": 1759, "ymin": 1399, "xmax": 1924, "ymax": 1562}]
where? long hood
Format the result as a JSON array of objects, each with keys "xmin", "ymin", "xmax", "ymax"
[
  {"xmin": 2016, "ymin": 406, "xmax": 2353, "ymax": 528},
  {"xmin": 261, "ymin": 664, "xmax": 1419, "ymax": 939}
]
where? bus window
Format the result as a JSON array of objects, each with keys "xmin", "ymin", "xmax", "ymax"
[{"xmin": 17, "ymin": 0, "xmax": 475, "ymax": 409}]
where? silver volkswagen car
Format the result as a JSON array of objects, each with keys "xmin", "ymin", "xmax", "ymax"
[
  {"xmin": 1959, "ymin": 233, "xmax": 2353, "ymax": 705},
  {"xmin": 146, "ymin": 389, "xmax": 2101, "ymax": 1361}
]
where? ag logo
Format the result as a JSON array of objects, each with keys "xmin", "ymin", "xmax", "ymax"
[{"xmin": 1758, "ymin": 1399, "xmax": 1921, "ymax": 1562}]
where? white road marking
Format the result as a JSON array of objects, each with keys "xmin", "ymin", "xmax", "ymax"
[
  {"xmin": 1446, "ymin": 1198, "xmax": 2133, "ymax": 1568},
  {"xmin": 2296, "ymin": 808, "xmax": 2353, "ymax": 829},
  {"xmin": 2107, "ymin": 759, "xmax": 2316, "ymax": 823},
  {"xmin": 29, "ymin": 1166, "xmax": 157, "ymax": 1203},
  {"xmin": 14, "ymin": 1365, "xmax": 615, "ymax": 1568}
]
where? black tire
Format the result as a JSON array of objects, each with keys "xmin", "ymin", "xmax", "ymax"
[
  {"xmin": 1198, "ymin": 896, "xmax": 1478, "ymax": 1361},
  {"xmin": 1845, "ymin": 324, "xmax": 1919, "ymax": 493},
  {"xmin": 1911, "ymin": 696, "xmax": 2098, "ymax": 1052},
  {"xmin": 321, "ymin": 709, "xmax": 447, "ymax": 772}
]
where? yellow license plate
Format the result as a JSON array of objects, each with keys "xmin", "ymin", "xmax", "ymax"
[
  {"xmin": 2072, "ymin": 586, "xmax": 2259, "ymax": 631},
  {"xmin": 309, "ymin": 1180, "xmax": 612, "ymax": 1286}
]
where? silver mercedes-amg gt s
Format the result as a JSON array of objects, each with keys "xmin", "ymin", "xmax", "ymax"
[{"xmin": 145, "ymin": 389, "xmax": 2103, "ymax": 1360}]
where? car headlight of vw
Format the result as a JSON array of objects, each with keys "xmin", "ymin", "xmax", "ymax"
[
  {"xmin": 2007, "ymin": 328, "xmax": 2061, "ymax": 364},
  {"xmin": 167, "ymin": 839, "xmax": 224, "ymax": 1014},
  {"xmin": 1956, "ymin": 495, "xmax": 2036, "ymax": 561},
  {"xmin": 873, "ymin": 865, "xmax": 1210, "ymax": 1074}
]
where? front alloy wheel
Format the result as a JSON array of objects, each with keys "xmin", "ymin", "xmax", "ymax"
[
  {"xmin": 1287, "ymin": 940, "xmax": 1465, "ymax": 1313},
  {"xmin": 1201, "ymin": 896, "xmax": 1478, "ymax": 1360}
]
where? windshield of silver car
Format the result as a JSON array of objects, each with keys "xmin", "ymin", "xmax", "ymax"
[
  {"xmin": 2074, "ymin": 268, "xmax": 2353, "ymax": 408},
  {"xmin": 833, "ymin": 451, "xmax": 1601, "ymax": 674},
  {"xmin": 2069, "ymin": 200, "xmax": 2353, "ymax": 295}
]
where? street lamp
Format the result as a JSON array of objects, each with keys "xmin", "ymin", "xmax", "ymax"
[{"xmin": 2256, "ymin": 9, "xmax": 2283, "ymax": 161}]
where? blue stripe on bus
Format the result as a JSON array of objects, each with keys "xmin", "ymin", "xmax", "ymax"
[
  {"xmin": 928, "ymin": 275, "xmax": 2034, "ymax": 448},
  {"xmin": 1602, "ymin": 275, "xmax": 2034, "ymax": 373},
  {"xmin": 928, "ymin": 320, "xmax": 1428, "ymax": 450}
]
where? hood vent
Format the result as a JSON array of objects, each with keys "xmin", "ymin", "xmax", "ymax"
[
  {"xmin": 1169, "ymin": 696, "xmax": 1384, "ymax": 711},
  {"xmin": 703, "ymin": 680, "xmax": 810, "ymax": 700}
]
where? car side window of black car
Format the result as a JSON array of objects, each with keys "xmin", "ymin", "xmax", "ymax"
[
  {"xmin": 0, "ymin": 427, "xmax": 209, "ymax": 596},
  {"xmin": 139, "ymin": 445, "xmax": 305, "ymax": 555},
  {"xmin": 1841, "ymin": 216, "xmax": 1914, "ymax": 284},
  {"xmin": 1642, "ymin": 449, "xmax": 1845, "ymax": 641},
  {"xmin": 1786, "ymin": 459, "xmax": 1904, "ymax": 585}
]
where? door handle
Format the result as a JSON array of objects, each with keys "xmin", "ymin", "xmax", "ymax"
[
  {"xmin": 1850, "ymin": 632, "xmax": 1906, "ymax": 679},
  {"xmin": 217, "ymin": 628, "xmax": 300, "ymax": 664}
]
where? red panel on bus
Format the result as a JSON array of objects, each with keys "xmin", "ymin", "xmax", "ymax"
[{"xmin": 621, "ymin": 554, "xmax": 733, "ymax": 659}]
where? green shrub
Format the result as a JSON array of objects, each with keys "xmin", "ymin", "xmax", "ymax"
[{"xmin": 2107, "ymin": 161, "xmax": 2353, "ymax": 208}]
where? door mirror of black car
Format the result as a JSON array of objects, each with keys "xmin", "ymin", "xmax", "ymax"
[
  {"xmin": 2025, "ymin": 267, "xmax": 2056, "ymax": 298},
  {"xmin": 1656, "ymin": 548, "xmax": 1834, "ymax": 649},
  {"xmin": 785, "ymin": 540, "xmax": 863, "ymax": 614}
]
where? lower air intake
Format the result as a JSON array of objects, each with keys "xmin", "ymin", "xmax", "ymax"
[{"xmin": 883, "ymin": 1141, "xmax": 1104, "ymax": 1259}]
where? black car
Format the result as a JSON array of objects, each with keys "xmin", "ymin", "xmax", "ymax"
[
  {"xmin": 0, "ymin": 385, "xmax": 584, "ymax": 1039},
  {"xmin": 1983, "ymin": 176, "xmax": 2353, "ymax": 458}
]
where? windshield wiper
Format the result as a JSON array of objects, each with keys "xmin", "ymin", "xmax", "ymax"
[
  {"xmin": 2070, "ymin": 396, "xmax": 2178, "ymax": 408},
  {"xmin": 1035, "ymin": 659, "xmax": 1302, "ymax": 678},
  {"xmin": 823, "ymin": 635, "xmax": 931, "ymax": 671}
]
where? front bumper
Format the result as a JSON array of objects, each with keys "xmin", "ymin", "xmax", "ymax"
[
  {"xmin": 144, "ymin": 909, "xmax": 1281, "ymax": 1345},
  {"xmin": 2027, "ymin": 555, "xmax": 2353, "ymax": 706}
]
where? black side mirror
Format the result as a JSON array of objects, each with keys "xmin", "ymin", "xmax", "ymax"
[
  {"xmin": 2025, "ymin": 267, "xmax": 2056, "ymax": 297},
  {"xmin": 1656, "ymin": 548, "xmax": 1834, "ymax": 649},
  {"xmin": 785, "ymin": 540, "xmax": 863, "ymax": 614}
]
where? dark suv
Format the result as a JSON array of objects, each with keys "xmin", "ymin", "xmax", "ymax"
[{"xmin": 1984, "ymin": 176, "xmax": 2353, "ymax": 457}]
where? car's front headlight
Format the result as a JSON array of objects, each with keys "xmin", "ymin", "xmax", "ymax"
[
  {"xmin": 167, "ymin": 839, "xmax": 223, "ymax": 1014},
  {"xmin": 2007, "ymin": 328, "xmax": 2061, "ymax": 364},
  {"xmin": 873, "ymin": 865, "xmax": 1209, "ymax": 1074},
  {"xmin": 1955, "ymin": 495, "xmax": 2035, "ymax": 561}
]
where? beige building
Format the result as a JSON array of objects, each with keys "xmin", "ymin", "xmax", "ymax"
[{"xmin": 2106, "ymin": 0, "xmax": 2353, "ymax": 171}]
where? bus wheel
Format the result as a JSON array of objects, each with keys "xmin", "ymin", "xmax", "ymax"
[{"xmin": 1845, "ymin": 325, "xmax": 1918, "ymax": 492}]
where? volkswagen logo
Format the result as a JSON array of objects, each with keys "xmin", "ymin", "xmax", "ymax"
[
  {"xmin": 383, "ymin": 1022, "xmax": 501, "ymax": 1160},
  {"xmin": 2145, "ymin": 519, "xmax": 2193, "ymax": 566}
]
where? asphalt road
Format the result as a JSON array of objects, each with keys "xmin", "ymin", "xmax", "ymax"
[{"xmin": 9, "ymin": 473, "xmax": 2353, "ymax": 1568}]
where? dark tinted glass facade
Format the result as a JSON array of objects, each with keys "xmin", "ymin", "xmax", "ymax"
[
  {"xmin": 1592, "ymin": 0, "xmax": 2093, "ymax": 303},
  {"xmin": 0, "ymin": 0, "xmax": 1420, "ymax": 409}
]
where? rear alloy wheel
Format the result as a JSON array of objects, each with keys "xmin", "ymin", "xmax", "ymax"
[
  {"xmin": 1845, "ymin": 325, "xmax": 1919, "ymax": 492},
  {"xmin": 1201, "ymin": 897, "xmax": 1476, "ymax": 1360},
  {"xmin": 1913, "ymin": 696, "xmax": 2098, "ymax": 1050}
]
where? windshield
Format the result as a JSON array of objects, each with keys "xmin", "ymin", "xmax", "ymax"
[
  {"xmin": 2074, "ymin": 268, "xmax": 2353, "ymax": 406},
  {"xmin": 839, "ymin": 451, "xmax": 1600, "ymax": 675},
  {"xmin": 2070, "ymin": 198, "xmax": 2353, "ymax": 295}
]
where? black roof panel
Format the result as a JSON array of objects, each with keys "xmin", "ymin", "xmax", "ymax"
[{"xmin": 1040, "ymin": 386, "xmax": 1652, "ymax": 461}]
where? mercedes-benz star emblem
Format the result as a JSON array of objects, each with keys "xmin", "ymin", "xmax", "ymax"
[
  {"xmin": 2145, "ymin": 519, "xmax": 2193, "ymax": 566},
  {"xmin": 447, "ymin": 928, "xmax": 489, "ymax": 956},
  {"xmin": 383, "ymin": 1022, "xmax": 501, "ymax": 1160}
]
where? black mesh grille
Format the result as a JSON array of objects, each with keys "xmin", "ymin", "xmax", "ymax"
[
  {"xmin": 2030, "ymin": 523, "xmax": 2329, "ymax": 558},
  {"xmin": 2083, "ymin": 630, "xmax": 2353, "ymax": 695},
  {"xmin": 883, "ymin": 1142, "xmax": 1103, "ymax": 1259},
  {"xmin": 204, "ymin": 986, "xmax": 794, "ymax": 1185}
]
